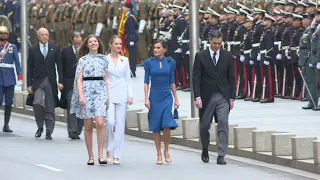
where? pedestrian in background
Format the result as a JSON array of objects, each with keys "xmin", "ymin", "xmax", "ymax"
[
  {"xmin": 144, "ymin": 39, "xmax": 179, "ymax": 165},
  {"xmin": 59, "ymin": 33, "xmax": 84, "ymax": 139},
  {"xmin": 70, "ymin": 35, "xmax": 109, "ymax": 165},
  {"xmin": 104, "ymin": 35, "xmax": 133, "ymax": 165}
]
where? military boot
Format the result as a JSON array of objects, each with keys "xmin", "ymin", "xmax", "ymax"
[{"xmin": 3, "ymin": 105, "xmax": 13, "ymax": 133}]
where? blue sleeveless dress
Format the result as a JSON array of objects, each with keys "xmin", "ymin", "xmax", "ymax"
[{"xmin": 144, "ymin": 56, "xmax": 178, "ymax": 132}]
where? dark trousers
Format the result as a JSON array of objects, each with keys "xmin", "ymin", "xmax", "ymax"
[
  {"xmin": 253, "ymin": 61, "xmax": 263, "ymax": 99},
  {"xmin": 291, "ymin": 63, "xmax": 303, "ymax": 98},
  {"xmin": 305, "ymin": 65, "xmax": 319, "ymax": 106},
  {"xmin": 275, "ymin": 59, "xmax": 283, "ymax": 95},
  {"xmin": 183, "ymin": 54, "xmax": 190, "ymax": 87},
  {"xmin": 33, "ymin": 77, "xmax": 55, "ymax": 134},
  {"xmin": 263, "ymin": 64, "xmax": 275, "ymax": 100},
  {"xmin": 246, "ymin": 64, "xmax": 253, "ymax": 97},
  {"xmin": 67, "ymin": 91, "xmax": 83, "ymax": 135},
  {"xmin": 284, "ymin": 61, "xmax": 294, "ymax": 96},
  {"xmin": 236, "ymin": 58, "xmax": 247, "ymax": 97},
  {"xmin": 127, "ymin": 44, "xmax": 137, "ymax": 73},
  {"xmin": 174, "ymin": 53, "xmax": 187, "ymax": 88},
  {"xmin": 0, "ymin": 85, "xmax": 15, "ymax": 105}
]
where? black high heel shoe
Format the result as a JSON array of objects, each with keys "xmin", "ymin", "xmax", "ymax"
[
  {"xmin": 98, "ymin": 157, "xmax": 108, "ymax": 165},
  {"xmin": 87, "ymin": 158, "xmax": 94, "ymax": 165}
]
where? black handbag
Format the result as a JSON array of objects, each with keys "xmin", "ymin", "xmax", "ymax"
[
  {"xmin": 26, "ymin": 94, "xmax": 34, "ymax": 106},
  {"xmin": 173, "ymin": 109, "xmax": 179, "ymax": 119}
]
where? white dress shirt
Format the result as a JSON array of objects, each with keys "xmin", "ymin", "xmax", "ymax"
[
  {"xmin": 208, "ymin": 47, "xmax": 220, "ymax": 64},
  {"xmin": 39, "ymin": 42, "xmax": 49, "ymax": 56}
]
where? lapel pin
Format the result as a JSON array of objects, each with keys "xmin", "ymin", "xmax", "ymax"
[{"xmin": 51, "ymin": 49, "xmax": 53, "ymax": 50}]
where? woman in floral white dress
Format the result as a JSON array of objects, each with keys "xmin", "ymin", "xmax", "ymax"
[{"xmin": 70, "ymin": 35, "xmax": 109, "ymax": 165}]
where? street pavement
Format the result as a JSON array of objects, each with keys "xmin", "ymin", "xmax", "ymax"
[
  {"xmin": 1, "ymin": 113, "xmax": 319, "ymax": 180},
  {"xmin": 128, "ymin": 67, "xmax": 320, "ymax": 137}
]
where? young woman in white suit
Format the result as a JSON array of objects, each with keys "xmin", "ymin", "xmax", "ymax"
[{"xmin": 105, "ymin": 35, "xmax": 133, "ymax": 165}]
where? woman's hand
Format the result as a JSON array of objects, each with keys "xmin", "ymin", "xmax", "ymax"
[
  {"xmin": 145, "ymin": 98, "xmax": 150, "ymax": 109},
  {"xmin": 128, "ymin": 97, "xmax": 133, "ymax": 105},
  {"xmin": 79, "ymin": 96, "xmax": 86, "ymax": 106},
  {"xmin": 174, "ymin": 99, "xmax": 180, "ymax": 109}
]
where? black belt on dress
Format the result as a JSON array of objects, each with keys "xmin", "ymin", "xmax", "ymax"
[{"xmin": 83, "ymin": 77, "xmax": 103, "ymax": 81}]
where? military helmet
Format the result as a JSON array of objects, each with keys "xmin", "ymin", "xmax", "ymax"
[{"xmin": 0, "ymin": 15, "xmax": 12, "ymax": 34}]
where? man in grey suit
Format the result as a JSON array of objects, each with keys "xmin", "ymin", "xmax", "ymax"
[
  {"xmin": 193, "ymin": 30, "xmax": 235, "ymax": 165},
  {"xmin": 27, "ymin": 28, "xmax": 64, "ymax": 140}
]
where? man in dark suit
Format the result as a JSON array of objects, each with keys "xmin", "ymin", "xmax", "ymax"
[
  {"xmin": 59, "ymin": 33, "xmax": 83, "ymax": 139},
  {"xmin": 123, "ymin": 2, "xmax": 139, "ymax": 77},
  {"xmin": 192, "ymin": 30, "xmax": 235, "ymax": 165},
  {"xmin": 27, "ymin": 27, "xmax": 64, "ymax": 140}
]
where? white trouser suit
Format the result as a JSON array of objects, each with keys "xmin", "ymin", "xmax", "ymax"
[{"xmin": 105, "ymin": 55, "xmax": 132, "ymax": 159}]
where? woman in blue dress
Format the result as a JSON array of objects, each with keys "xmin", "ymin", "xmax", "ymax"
[{"xmin": 144, "ymin": 39, "xmax": 180, "ymax": 165}]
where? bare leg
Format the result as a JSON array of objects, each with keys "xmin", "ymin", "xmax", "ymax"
[
  {"xmin": 153, "ymin": 132, "xmax": 162, "ymax": 164},
  {"xmin": 95, "ymin": 116, "xmax": 105, "ymax": 160},
  {"xmin": 163, "ymin": 128, "xmax": 171, "ymax": 163},
  {"xmin": 84, "ymin": 119, "xmax": 94, "ymax": 162}
]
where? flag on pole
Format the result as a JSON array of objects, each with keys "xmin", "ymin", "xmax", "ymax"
[{"xmin": 118, "ymin": 0, "xmax": 133, "ymax": 57}]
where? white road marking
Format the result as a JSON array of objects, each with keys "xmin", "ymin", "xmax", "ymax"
[{"xmin": 36, "ymin": 164, "xmax": 63, "ymax": 172}]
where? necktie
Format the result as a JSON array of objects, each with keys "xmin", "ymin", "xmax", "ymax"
[
  {"xmin": 43, "ymin": 44, "xmax": 47, "ymax": 58},
  {"xmin": 212, "ymin": 52, "xmax": 217, "ymax": 65}
]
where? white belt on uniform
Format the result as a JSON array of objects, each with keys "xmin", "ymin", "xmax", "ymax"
[
  {"xmin": 260, "ymin": 50, "xmax": 266, "ymax": 54},
  {"xmin": 0, "ymin": 63, "xmax": 14, "ymax": 68},
  {"xmin": 243, "ymin": 49, "xmax": 252, "ymax": 54},
  {"xmin": 182, "ymin": 40, "xmax": 189, "ymax": 43},
  {"xmin": 159, "ymin": 31, "xmax": 168, "ymax": 35},
  {"xmin": 290, "ymin": 47, "xmax": 297, "ymax": 50},
  {"xmin": 233, "ymin": 41, "xmax": 240, "ymax": 45},
  {"xmin": 252, "ymin": 43, "xmax": 260, "ymax": 47}
]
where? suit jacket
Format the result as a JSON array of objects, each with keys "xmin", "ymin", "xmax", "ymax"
[
  {"xmin": 106, "ymin": 54, "xmax": 132, "ymax": 103},
  {"xmin": 192, "ymin": 48, "xmax": 235, "ymax": 120},
  {"xmin": 59, "ymin": 45, "xmax": 77, "ymax": 109},
  {"xmin": 27, "ymin": 43, "xmax": 63, "ymax": 107}
]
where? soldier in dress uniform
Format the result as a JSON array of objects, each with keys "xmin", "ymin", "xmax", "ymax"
[
  {"xmin": 181, "ymin": 9, "xmax": 190, "ymax": 92},
  {"xmin": 259, "ymin": 13, "xmax": 276, "ymax": 103},
  {"xmin": 94, "ymin": 0, "xmax": 109, "ymax": 52},
  {"xmin": 288, "ymin": 13, "xmax": 304, "ymax": 100},
  {"xmin": 29, "ymin": 0, "xmax": 40, "ymax": 46},
  {"xmin": 310, "ymin": 12, "xmax": 320, "ymax": 110},
  {"xmin": 232, "ymin": 8, "xmax": 247, "ymax": 99},
  {"xmin": 299, "ymin": 13, "xmax": 319, "ymax": 110},
  {"xmin": 295, "ymin": 1, "xmax": 307, "ymax": 14},
  {"xmin": 0, "ymin": 16, "xmax": 22, "ymax": 132},
  {"xmin": 53, "ymin": 0, "xmax": 65, "ymax": 48},
  {"xmin": 226, "ymin": 7, "xmax": 237, "ymax": 53},
  {"xmin": 74, "ymin": 0, "xmax": 86, "ymax": 34},
  {"xmin": 86, "ymin": 0, "xmax": 95, "ymax": 36},
  {"xmin": 169, "ymin": 3, "xmax": 187, "ymax": 90},
  {"xmin": 241, "ymin": 15, "xmax": 254, "ymax": 101},
  {"xmin": 219, "ymin": 8, "xmax": 230, "ymax": 50},
  {"xmin": 136, "ymin": 0, "xmax": 149, "ymax": 64},
  {"xmin": 250, "ymin": 7, "xmax": 265, "ymax": 102},
  {"xmin": 63, "ymin": 0, "xmax": 73, "ymax": 46},
  {"xmin": 199, "ymin": 8, "xmax": 213, "ymax": 50}
]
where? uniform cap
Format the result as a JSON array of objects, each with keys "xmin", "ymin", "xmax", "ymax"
[
  {"xmin": 199, "ymin": 9, "xmax": 205, "ymax": 14},
  {"xmin": 292, "ymin": 12, "xmax": 303, "ymax": 20},
  {"xmin": 272, "ymin": 9, "xmax": 281, "ymax": 16},
  {"xmin": 173, "ymin": 4, "xmax": 184, "ymax": 10},
  {"xmin": 286, "ymin": 0, "xmax": 297, "ymax": 6},
  {"xmin": 222, "ymin": 8, "xmax": 230, "ymax": 14},
  {"xmin": 307, "ymin": 0, "xmax": 316, "ymax": 6},
  {"xmin": 169, "ymin": 10, "xmax": 174, "ymax": 16},
  {"xmin": 0, "ymin": 15, "xmax": 12, "ymax": 34},
  {"xmin": 264, "ymin": 13, "xmax": 277, "ymax": 22},
  {"xmin": 280, "ymin": 9, "xmax": 293, "ymax": 17},
  {"xmin": 184, "ymin": 9, "xmax": 189, "ymax": 16},
  {"xmin": 236, "ymin": 2, "xmax": 252, "ymax": 14},
  {"xmin": 302, "ymin": 13, "xmax": 315, "ymax": 18},
  {"xmin": 274, "ymin": 0, "xmax": 286, "ymax": 5},
  {"xmin": 228, "ymin": 7, "xmax": 239, "ymax": 14},
  {"xmin": 297, "ymin": 1, "xmax": 308, "ymax": 7},
  {"xmin": 208, "ymin": 7, "xmax": 220, "ymax": 18},
  {"xmin": 238, "ymin": 8, "xmax": 250, "ymax": 16}
]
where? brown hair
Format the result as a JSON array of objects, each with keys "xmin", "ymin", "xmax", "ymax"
[{"xmin": 77, "ymin": 34, "xmax": 105, "ymax": 60}]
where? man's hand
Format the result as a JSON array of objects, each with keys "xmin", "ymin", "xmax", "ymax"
[
  {"xmin": 230, "ymin": 100, "xmax": 234, "ymax": 110},
  {"xmin": 58, "ymin": 83, "xmax": 64, "ymax": 91},
  {"xmin": 27, "ymin": 86, "xmax": 33, "ymax": 94},
  {"xmin": 195, "ymin": 98, "xmax": 202, "ymax": 109},
  {"xmin": 128, "ymin": 97, "xmax": 133, "ymax": 105}
]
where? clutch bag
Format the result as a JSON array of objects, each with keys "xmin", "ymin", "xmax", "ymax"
[{"xmin": 173, "ymin": 109, "xmax": 179, "ymax": 119}]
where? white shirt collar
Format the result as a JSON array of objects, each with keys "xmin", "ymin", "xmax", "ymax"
[
  {"xmin": 208, "ymin": 47, "xmax": 220, "ymax": 63},
  {"xmin": 39, "ymin": 42, "xmax": 48, "ymax": 48}
]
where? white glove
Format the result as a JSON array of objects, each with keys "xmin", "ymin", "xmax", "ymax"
[
  {"xmin": 147, "ymin": 20, "xmax": 151, "ymax": 30},
  {"xmin": 129, "ymin": 42, "xmax": 134, "ymax": 46},
  {"xmin": 264, "ymin": 61, "xmax": 270, "ymax": 65},
  {"xmin": 30, "ymin": 25, "xmax": 34, "ymax": 29},
  {"xmin": 138, "ymin": 29, "xmax": 143, "ymax": 34},
  {"xmin": 240, "ymin": 55, "xmax": 245, "ymax": 62},
  {"xmin": 153, "ymin": 32, "xmax": 157, "ymax": 39},
  {"xmin": 309, "ymin": 63, "xmax": 313, "ymax": 67},
  {"xmin": 81, "ymin": 29, "xmax": 84, "ymax": 34},
  {"xmin": 311, "ymin": 18, "xmax": 316, "ymax": 28},
  {"xmin": 175, "ymin": 48, "xmax": 182, "ymax": 53},
  {"xmin": 50, "ymin": 29, "xmax": 54, "ymax": 32},
  {"xmin": 317, "ymin": 62, "xmax": 320, "ymax": 69},
  {"xmin": 285, "ymin": 49, "xmax": 289, "ymax": 57},
  {"xmin": 287, "ymin": 56, "xmax": 291, "ymax": 60},
  {"xmin": 257, "ymin": 53, "xmax": 261, "ymax": 61},
  {"xmin": 16, "ymin": 80, "xmax": 22, "ymax": 86},
  {"xmin": 166, "ymin": 33, "xmax": 172, "ymax": 40},
  {"xmin": 276, "ymin": 54, "xmax": 282, "ymax": 60},
  {"xmin": 249, "ymin": 60, "xmax": 254, "ymax": 65},
  {"xmin": 186, "ymin": 51, "xmax": 190, "ymax": 55}
]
